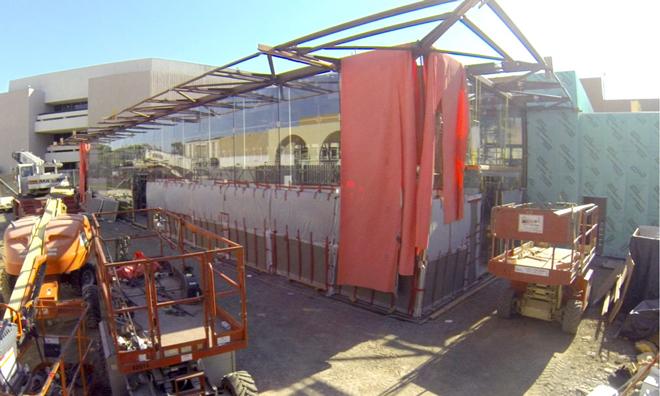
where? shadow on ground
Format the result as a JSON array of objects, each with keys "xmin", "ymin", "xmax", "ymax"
[{"xmin": 238, "ymin": 268, "xmax": 578, "ymax": 396}]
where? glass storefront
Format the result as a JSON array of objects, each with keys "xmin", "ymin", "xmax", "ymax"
[
  {"xmin": 89, "ymin": 72, "xmax": 525, "ymax": 200},
  {"xmin": 89, "ymin": 74, "xmax": 341, "ymax": 198}
]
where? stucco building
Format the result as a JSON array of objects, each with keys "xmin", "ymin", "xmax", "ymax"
[{"xmin": 0, "ymin": 59, "xmax": 214, "ymax": 173}]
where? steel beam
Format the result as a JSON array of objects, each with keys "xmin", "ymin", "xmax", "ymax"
[
  {"xmin": 274, "ymin": 0, "xmax": 459, "ymax": 50},
  {"xmin": 299, "ymin": 12, "xmax": 452, "ymax": 54},
  {"xmin": 461, "ymin": 16, "xmax": 512, "ymax": 60},
  {"xmin": 66, "ymin": 0, "xmax": 571, "ymax": 143},
  {"xmin": 417, "ymin": 0, "xmax": 481, "ymax": 55},
  {"xmin": 487, "ymin": 0, "xmax": 547, "ymax": 67}
]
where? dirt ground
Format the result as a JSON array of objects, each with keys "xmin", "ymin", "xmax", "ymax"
[
  {"xmin": 239, "ymin": 268, "xmax": 636, "ymax": 396},
  {"xmin": 0, "ymin": 212, "xmax": 638, "ymax": 396}
]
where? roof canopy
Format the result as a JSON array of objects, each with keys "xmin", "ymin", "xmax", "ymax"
[{"xmin": 71, "ymin": 0, "xmax": 572, "ymax": 143}]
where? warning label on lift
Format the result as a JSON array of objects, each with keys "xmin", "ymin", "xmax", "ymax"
[
  {"xmin": 518, "ymin": 214, "xmax": 544, "ymax": 233},
  {"xmin": 515, "ymin": 265, "xmax": 550, "ymax": 277}
]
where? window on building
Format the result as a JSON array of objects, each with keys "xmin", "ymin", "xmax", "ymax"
[{"xmin": 52, "ymin": 101, "xmax": 88, "ymax": 113}]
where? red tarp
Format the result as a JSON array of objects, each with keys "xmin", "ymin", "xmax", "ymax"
[
  {"xmin": 78, "ymin": 143, "xmax": 90, "ymax": 202},
  {"xmin": 338, "ymin": 50, "xmax": 469, "ymax": 293},
  {"xmin": 337, "ymin": 50, "xmax": 417, "ymax": 292},
  {"xmin": 416, "ymin": 52, "xmax": 470, "ymax": 253}
]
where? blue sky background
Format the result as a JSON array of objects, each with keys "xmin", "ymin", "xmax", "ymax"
[{"xmin": 1, "ymin": 0, "xmax": 658, "ymax": 99}]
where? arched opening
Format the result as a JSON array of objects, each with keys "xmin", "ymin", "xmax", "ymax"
[
  {"xmin": 319, "ymin": 131, "xmax": 340, "ymax": 163},
  {"xmin": 275, "ymin": 135, "xmax": 309, "ymax": 166}
]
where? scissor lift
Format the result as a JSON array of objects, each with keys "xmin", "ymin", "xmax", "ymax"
[
  {"xmin": 488, "ymin": 203, "xmax": 599, "ymax": 333},
  {"xmin": 91, "ymin": 208, "xmax": 256, "ymax": 395}
]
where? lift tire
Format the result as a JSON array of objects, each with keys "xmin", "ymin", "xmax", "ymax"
[
  {"xmin": 222, "ymin": 371, "xmax": 258, "ymax": 396},
  {"xmin": 81, "ymin": 263, "xmax": 97, "ymax": 286},
  {"xmin": 497, "ymin": 287, "xmax": 516, "ymax": 319},
  {"xmin": 79, "ymin": 263, "xmax": 97, "ymax": 288},
  {"xmin": 562, "ymin": 299, "xmax": 583, "ymax": 334},
  {"xmin": 0, "ymin": 268, "xmax": 17, "ymax": 305},
  {"xmin": 82, "ymin": 284, "xmax": 101, "ymax": 329},
  {"xmin": 70, "ymin": 263, "xmax": 96, "ymax": 296}
]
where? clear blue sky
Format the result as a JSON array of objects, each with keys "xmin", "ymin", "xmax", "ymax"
[{"xmin": 1, "ymin": 0, "xmax": 658, "ymax": 99}]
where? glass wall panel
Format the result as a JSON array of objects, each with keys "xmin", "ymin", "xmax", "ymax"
[{"xmin": 89, "ymin": 72, "xmax": 341, "ymax": 201}]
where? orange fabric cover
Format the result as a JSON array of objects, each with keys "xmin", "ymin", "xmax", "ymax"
[
  {"xmin": 416, "ymin": 53, "xmax": 469, "ymax": 249},
  {"xmin": 79, "ymin": 143, "xmax": 90, "ymax": 202},
  {"xmin": 338, "ymin": 50, "xmax": 469, "ymax": 292},
  {"xmin": 337, "ymin": 50, "xmax": 417, "ymax": 292}
]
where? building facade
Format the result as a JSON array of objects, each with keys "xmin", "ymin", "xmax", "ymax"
[{"xmin": 0, "ymin": 59, "xmax": 214, "ymax": 174}]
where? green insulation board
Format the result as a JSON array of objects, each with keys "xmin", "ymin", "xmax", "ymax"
[
  {"xmin": 527, "ymin": 109, "xmax": 660, "ymax": 258},
  {"xmin": 579, "ymin": 112, "xmax": 659, "ymax": 257},
  {"xmin": 527, "ymin": 110, "xmax": 659, "ymax": 258},
  {"xmin": 527, "ymin": 109, "xmax": 580, "ymax": 203}
]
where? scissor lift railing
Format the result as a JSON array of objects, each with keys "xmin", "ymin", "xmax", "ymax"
[
  {"xmin": 489, "ymin": 203, "xmax": 599, "ymax": 287},
  {"xmin": 90, "ymin": 208, "xmax": 248, "ymax": 375}
]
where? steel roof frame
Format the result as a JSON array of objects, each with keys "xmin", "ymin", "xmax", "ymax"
[{"xmin": 69, "ymin": 0, "xmax": 572, "ymax": 143}]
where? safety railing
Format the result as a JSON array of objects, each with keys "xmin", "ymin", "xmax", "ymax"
[
  {"xmin": 489, "ymin": 203, "xmax": 599, "ymax": 283},
  {"xmin": 90, "ymin": 208, "xmax": 248, "ymax": 374}
]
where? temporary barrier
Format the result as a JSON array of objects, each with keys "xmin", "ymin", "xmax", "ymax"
[
  {"xmin": 147, "ymin": 180, "xmax": 485, "ymax": 319},
  {"xmin": 147, "ymin": 180, "xmax": 339, "ymax": 291}
]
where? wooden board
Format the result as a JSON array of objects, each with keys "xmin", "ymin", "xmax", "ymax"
[
  {"xmin": 160, "ymin": 326, "xmax": 207, "ymax": 347},
  {"xmin": 589, "ymin": 257, "xmax": 626, "ymax": 305},
  {"xmin": 501, "ymin": 246, "xmax": 574, "ymax": 270}
]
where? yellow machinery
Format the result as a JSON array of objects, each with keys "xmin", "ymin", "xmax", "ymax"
[{"xmin": 0, "ymin": 198, "xmax": 99, "ymax": 395}]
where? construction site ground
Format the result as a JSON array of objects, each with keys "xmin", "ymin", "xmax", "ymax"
[{"xmin": 0, "ymin": 212, "xmax": 636, "ymax": 396}]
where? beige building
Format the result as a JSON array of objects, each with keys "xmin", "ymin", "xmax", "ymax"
[
  {"xmin": 184, "ymin": 115, "xmax": 341, "ymax": 168},
  {"xmin": 0, "ymin": 59, "xmax": 214, "ymax": 173}
]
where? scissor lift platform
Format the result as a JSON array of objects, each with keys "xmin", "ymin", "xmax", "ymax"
[
  {"xmin": 91, "ymin": 208, "xmax": 255, "ymax": 395},
  {"xmin": 488, "ymin": 203, "xmax": 600, "ymax": 333}
]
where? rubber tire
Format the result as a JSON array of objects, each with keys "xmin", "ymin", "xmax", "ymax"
[
  {"xmin": 497, "ymin": 287, "xmax": 517, "ymax": 319},
  {"xmin": 79, "ymin": 263, "xmax": 97, "ymax": 288},
  {"xmin": 562, "ymin": 299, "xmax": 583, "ymax": 334},
  {"xmin": 221, "ymin": 371, "xmax": 258, "ymax": 396},
  {"xmin": 0, "ymin": 268, "xmax": 17, "ymax": 305},
  {"xmin": 82, "ymin": 284, "xmax": 101, "ymax": 329}
]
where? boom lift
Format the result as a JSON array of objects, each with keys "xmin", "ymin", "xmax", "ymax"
[
  {"xmin": 12, "ymin": 151, "xmax": 71, "ymax": 197},
  {"xmin": 0, "ymin": 198, "xmax": 99, "ymax": 395}
]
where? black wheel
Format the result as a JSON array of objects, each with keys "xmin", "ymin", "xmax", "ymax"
[
  {"xmin": 497, "ymin": 287, "xmax": 517, "ymax": 319},
  {"xmin": 222, "ymin": 371, "xmax": 258, "ymax": 396},
  {"xmin": 68, "ymin": 263, "xmax": 96, "ymax": 296},
  {"xmin": 82, "ymin": 284, "xmax": 101, "ymax": 329},
  {"xmin": 0, "ymin": 268, "xmax": 17, "ymax": 305},
  {"xmin": 562, "ymin": 299, "xmax": 583, "ymax": 334},
  {"xmin": 79, "ymin": 263, "xmax": 97, "ymax": 288}
]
